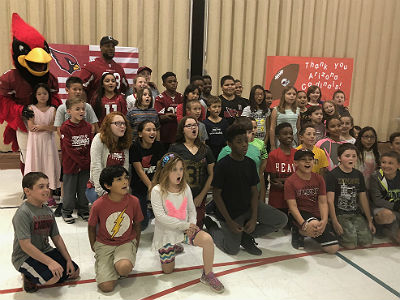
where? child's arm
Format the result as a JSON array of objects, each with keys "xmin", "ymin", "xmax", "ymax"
[
  {"xmin": 132, "ymin": 162, "xmax": 152, "ymax": 191},
  {"xmin": 19, "ymin": 239, "xmax": 64, "ymax": 278},
  {"xmin": 213, "ymin": 187, "xmax": 243, "ymax": 233},
  {"xmin": 244, "ymin": 185, "xmax": 259, "ymax": 234},
  {"xmin": 264, "ymin": 115, "xmax": 270, "ymax": 145},
  {"xmin": 258, "ymin": 158, "xmax": 268, "ymax": 202},
  {"xmin": 36, "ymin": 109, "xmax": 57, "ymax": 132},
  {"xmin": 27, "ymin": 117, "xmax": 37, "ymax": 132},
  {"xmin": 269, "ymin": 173, "xmax": 285, "ymax": 190},
  {"xmin": 369, "ymin": 174, "xmax": 397, "ymax": 211},
  {"xmin": 359, "ymin": 192, "xmax": 376, "ymax": 234},
  {"xmin": 316, "ymin": 194, "xmax": 329, "ymax": 234},
  {"xmin": 269, "ymin": 109, "xmax": 277, "ymax": 150},
  {"xmin": 51, "ymin": 235, "xmax": 76, "ymax": 275},
  {"xmin": 88, "ymin": 225, "xmax": 97, "ymax": 252},
  {"xmin": 296, "ymin": 114, "xmax": 301, "ymax": 142},
  {"xmin": 327, "ymin": 191, "xmax": 343, "ymax": 235},
  {"xmin": 194, "ymin": 163, "xmax": 214, "ymax": 207},
  {"xmin": 133, "ymin": 221, "xmax": 141, "ymax": 249}
]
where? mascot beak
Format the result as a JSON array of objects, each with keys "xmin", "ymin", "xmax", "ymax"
[{"xmin": 17, "ymin": 47, "xmax": 52, "ymax": 77}]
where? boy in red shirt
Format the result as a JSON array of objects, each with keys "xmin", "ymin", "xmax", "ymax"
[
  {"xmin": 60, "ymin": 97, "xmax": 93, "ymax": 224},
  {"xmin": 88, "ymin": 165, "xmax": 143, "ymax": 293}
]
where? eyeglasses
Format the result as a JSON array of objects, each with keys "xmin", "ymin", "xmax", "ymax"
[
  {"xmin": 361, "ymin": 135, "xmax": 375, "ymax": 140},
  {"xmin": 111, "ymin": 121, "xmax": 126, "ymax": 127},
  {"xmin": 183, "ymin": 123, "xmax": 198, "ymax": 129}
]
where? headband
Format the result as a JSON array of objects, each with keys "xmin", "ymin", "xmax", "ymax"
[{"xmin": 161, "ymin": 153, "xmax": 175, "ymax": 167}]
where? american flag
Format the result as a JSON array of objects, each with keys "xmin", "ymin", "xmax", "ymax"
[{"xmin": 49, "ymin": 43, "xmax": 139, "ymax": 102}]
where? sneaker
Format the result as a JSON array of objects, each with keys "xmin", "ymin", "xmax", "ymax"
[
  {"xmin": 240, "ymin": 232, "xmax": 262, "ymax": 255},
  {"xmin": 62, "ymin": 214, "xmax": 75, "ymax": 224},
  {"xmin": 78, "ymin": 212, "xmax": 90, "ymax": 221},
  {"xmin": 47, "ymin": 198, "xmax": 57, "ymax": 207},
  {"xmin": 23, "ymin": 275, "xmax": 38, "ymax": 293},
  {"xmin": 200, "ymin": 271, "xmax": 224, "ymax": 293},
  {"xmin": 174, "ymin": 243, "xmax": 184, "ymax": 254},
  {"xmin": 54, "ymin": 203, "xmax": 63, "ymax": 217},
  {"xmin": 203, "ymin": 216, "xmax": 219, "ymax": 232},
  {"xmin": 291, "ymin": 227, "xmax": 305, "ymax": 250}
]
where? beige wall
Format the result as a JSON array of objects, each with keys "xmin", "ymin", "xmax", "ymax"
[{"xmin": 0, "ymin": 0, "xmax": 399, "ymax": 151}]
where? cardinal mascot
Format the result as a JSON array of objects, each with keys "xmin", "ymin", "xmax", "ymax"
[{"xmin": 0, "ymin": 13, "xmax": 61, "ymax": 173}]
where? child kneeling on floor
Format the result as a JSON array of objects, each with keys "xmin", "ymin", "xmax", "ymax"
[
  {"xmin": 88, "ymin": 165, "xmax": 143, "ymax": 293},
  {"xmin": 150, "ymin": 153, "xmax": 224, "ymax": 293},
  {"xmin": 12, "ymin": 172, "xmax": 79, "ymax": 293}
]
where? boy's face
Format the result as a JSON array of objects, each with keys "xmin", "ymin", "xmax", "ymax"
[
  {"xmin": 228, "ymin": 134, "xmax": 248, "ymax": 157},
  {"xmin": 278, "ymin": 126, "xmax": 294, "ymax": 147},
  {"xmin": 381, "ymin": 156, "xmax": 399, "ymax": 177},
  {"xmin": 192, "ymin": 80, "xmax": 204, "ymax": 93},
  {"xmin": 208, "ymin": 103, "xmax": 221, "ymax": 117},
  {"xmin": 203, "ymin": 78, "xmax": 212, "ymax": 94},
  {"xmin": 24, "ymin": 178, "xmax": 50, "ymax": 204},
  {"xmin": 163, "ymin": 76, "xmax": 178, "ymax": 92},
  {"xmin": 391, "ymin": 137, "xmax": 400, "ymax": 153},
  {"xmin": 249, "ymin": 121, "xmax": 257, "ymax": 142},
  {"xmin": 333, "ymin": 92, "xmax": 345, "ymax": 106},
  {"xmin": 66, "ymin": 83, "xmax": 83, "ymax": 99},
  {"xmin": 187, "ymin": 102, "xmax": 202, "ymax": 120},
  {"xmin": 67, "ymin": 102, "xmax": 85, "ymax": 123},
  {"xmin": 169, "ymin": 160, "xmax": 184, "ymax": 186},
  {"xmin": 295, "ymin": 156, "xmax": 314, "ymax": 174},
  {"xmin": 222, "ymin": 79, "xmax": 235, "ymax": 97},
  {"xmin": 135, "ymin": 76, "xmax": 147, "ymax": 91},
  {"xmin": 234, "ymin": 81, "xmax": 243, "ymax": 96},
  {"xmin": 107, "ymin": 173, "xmax": 130, "ymax": 196},
  {"xmin": 339, "ymin": 149, "xmax": 357, "ymax": 170},
  {"xmin": 301, "ymin": 127, "xmax": 316, "ymax": 147}
]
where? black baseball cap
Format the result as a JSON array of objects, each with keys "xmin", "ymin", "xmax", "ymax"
[
  {"xmin": 100, "ymin": 36, "xmax": 118, "ymax": 46},
  {"xmin": 137, "ymin": 66, "xmax": 152, "ymax": 74},
  {"xmin": 294, "ymin": 149, "xmax": 315, "ymax": 161}
]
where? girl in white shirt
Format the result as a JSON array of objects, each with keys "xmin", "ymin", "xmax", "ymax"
[{"xmin": 150, "ymin": 153, "xmax": 224, "ymax": 293}]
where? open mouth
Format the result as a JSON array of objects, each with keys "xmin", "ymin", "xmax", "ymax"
[{"xmin": 26, "ymin": 61, "xmax": 47, "ymax": 71}]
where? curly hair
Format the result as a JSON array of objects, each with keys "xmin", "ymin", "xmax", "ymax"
[{"xmin": 99, "ymin": 111, "xmax": 132, "ymax": 152}]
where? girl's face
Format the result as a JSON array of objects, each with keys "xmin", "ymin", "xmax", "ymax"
[
  {"xmin": 333, "ymin": 92, "xmax": 345, "ymax": 106},
  {"xmin": 103, "ymin": 74, "xmax": 117, "ymax": 93},
  {"xmin": 361, "ymin": 130, "xmax": 376, "ymax": 150},
  {"xmin": 327, "ymin": 119, "xmax": 342, "ymax": 139},
  {"xmin": 254, "ymin": 88, "xmax": 265, "ymax": 106},
  {"xmin": 353, "ymin": 128, "xmax": 360, "ymax": 139},
  {"xmin": 309, "ymin": 88, "xmax": 321, "ymax": 103},
  {"xmin": 323, "ymin": 102, "xmax": 335, "ymax": 116},
  {"xmin": 284, "ymin": 88, "xmax": 297, "ymax": 105},
  {"xmin": 340, "ymin": 117, "xmax": 353, "ymax": 134},
  {"xmin": 339, "ymin": 149, "xmax": 357, "ymax": 170},
  {"xmin": 310, "ymin": 109, "xmax": 323, "ymax": 124},
  {"xmin": 168, "ymin": 160, "xmax": 184, "ymax": 187},
  {"xmin": 110, "ymin": 115, "xmax": 127, "ymax": 138},
  {"xmin": 139, "ymin": 122, "xmax": 156, "ymax": 145},
  {"xmin": 265, "ymin": 92, "xmax": 273, "ymax": 107},
  {"xmin": 183, "ymin": 118, "xmax": 198, "ymax": 141},
  {"xmin": 187, "ymin": 89, "xmax": 200, "ymax": 101},
  {"xmin": 141, "ymin": 89, "xmax": 152, "ymax": 108},
  {"xmin": 301, "ymin": 127, "xmax": 316, "ymax": 147},
  {"xmin": 296, "ymin": 92, "xmax": 307, "ymax": 108},
  {"xmin": 36, "ymin": 87, "xmax": 49, "ymax": 105}
]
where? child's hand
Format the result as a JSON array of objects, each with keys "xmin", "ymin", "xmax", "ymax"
[
  {"xmin": 368, "ymin": 221, "xmax": 376, "ymax": 234},
  {"xmin": 315, "ymin": 220, "xmax": 327, "ymax": 236},
  {"xmin": 48, "ymin": 259, "xmax": 64, "ymax": 278},
  {"xmin": 244, "ymin": 218, "xmax": 257, "ymax": 234},
  {"xmin": 332, "ymin": 219, "xmax": 343, "ymax": 236},
  {"xmin": 66, "ymin": 259, "xmax": 75, "ymax": 277},
  {"xmin": 193, "ymin": 195, "xmax": 203, "ymax": 207},
  {"xmin": 227, "ymin": 220, "xmax": 243, "ymax": 234},
  {"xmin": 29, "ymin": 124, "xmax": 38, "ymax": 132}
]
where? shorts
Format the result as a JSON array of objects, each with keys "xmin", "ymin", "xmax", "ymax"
[
  {"xmin": 94, "ymin": 240, "xmax": 137, "ymax": 284},
  {"xmin": 290, "ymin": 211, "xmax": 338, "ymax": 248},
  {"xmin": 19, "ymin": 248, "xmax": 79, "ymax": 285},
  {"xmin": 158, "ymin": 229, "xmax": 200, "ymax": 264},
  {"xmin": 337, "ymin": 214, "xmax": 373, "ymax": 247}
]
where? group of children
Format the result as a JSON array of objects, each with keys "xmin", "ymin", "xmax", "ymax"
[{"xmin": 12, "ymin": 70, "xmax": 400, "ymax": 294}]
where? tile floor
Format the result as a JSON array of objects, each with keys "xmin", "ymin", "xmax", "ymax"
[{"xmin": 0, "ymin": 169, "xmax": 399, "ymax": 300}]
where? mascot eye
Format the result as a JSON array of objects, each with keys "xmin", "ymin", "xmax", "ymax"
[
  {"xmin": 19, "ymin": 45, "xmax": 25, "ymax": 52},
  {"xmin": 43, "ymin": 41, "xmax": 50, "ymax": 53},
  {"xmin": 281, "ymin": 78, "xmax": 290, "ymax": 87}
]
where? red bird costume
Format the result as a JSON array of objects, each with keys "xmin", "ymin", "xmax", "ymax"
[{"xmin": 0, "ymin": 13, "xmax": 61, "ymax": 171}]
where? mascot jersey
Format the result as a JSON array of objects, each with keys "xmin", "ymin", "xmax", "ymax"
[{"xmin": 0, "ymin": 13, "xmax": 61, "ymax": 151}]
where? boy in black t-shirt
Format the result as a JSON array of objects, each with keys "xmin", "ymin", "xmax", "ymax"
[{"xmin": 204, "ymin": 124, "xmax": 287, "ymax": 256}]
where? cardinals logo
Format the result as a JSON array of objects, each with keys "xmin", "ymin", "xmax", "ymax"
[{"xmin": 49, "ymin": 47, "xmax": 80, "ymax": 74}]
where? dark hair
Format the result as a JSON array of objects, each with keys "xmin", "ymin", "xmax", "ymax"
[
  {"xmin": 355, "ymin": 126, "xmax": 380, "ymax": 166},
  {"xmin": 332, "ymin": 90, "xmax": 345, "ymax": 101},
  {"xmin": 220, "ymin": 75, "xmax": 235, "ymax": 87},
  {"xmin": 226, "ymin": 123, "xmax": 247, "ymax": 142},
  {"xmin": 22, "ymin": 172, "xmax": 48, "ymax": 189},
  {"xmin": 389, "ymin": 132, "xmax": 400, "ymax": 144},
  {"xmin": 94, "ymin": 72, "xmax": 117, "ymax": 119},
  {"xmin": 175, "ymin": 116, "xmax": 205, "ymax": 154},
  {"xmin": 182, "ymin": 84, "xmax": 200, "ymax": 117},
  {"xmin": 306, "ymin": 85, "xmax": 322, "ymax": 103},
  {"xmin": 202, "ymin": 75, "xmax": 212, "ymax": 81},
  {"xmin": 207, "ymin": 96, "xmax": 221, "ymax": 106},
  {"xmin": 233, "ymin": 116, "xmax": 252, "ymax": 131},
  {"xmin": 299, "ymin": 123, "xmax": 315, "ymax": 136},
  {"xmin": 32, "ymin": 83, "xmax": 51, "ymax": 106},
  {"xmin": 190, "ymin": 75, "xmax": 204, "ymax": 84},
  {"xmin": 234, "ymin": 79, "xmax": 241, "ymax": 84},
  {"xmin": 275, "ymin": 122, "xmax": 292, "ymax": 136},
  {"xmin": 99, "ymin": 165, "xmax": 129, "ymax": 193},
  {"xmin": 264, "ymin": 89, "xmax": 272, "ymax": 94},
  {"xmin": 337, "ymin": 143, "xmax": 358, "ymax": 158},
  {"xmin": 135, "ymin": 87, "xmax": 153, "ymax": 108},
  {"xmin": 248, "ymin": 85, "xmax": 268, "ymax": 114},
  {"xmin": 136, "ymin": 120, "xmax": 156, "ymax": 142},
  {"xmin": 66, "ymin": 76, "xmax": 83, "ymax": 88},
  {"xmin": 161, "ymin": 72, "xmax": 176, "ymax": 83},
  {"xmin": 381, "ymin": 151, "xmax": 400, "ymax": 163},
  {"xmin": 325, "ymin": 117, "xmax": 341, "ymax": 137},
  {"xmin": 354, "ymin": 125, "xmax": 361, "ymax": 131}
]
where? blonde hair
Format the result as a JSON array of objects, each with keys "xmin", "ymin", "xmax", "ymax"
[
  {"xmin": 66, "ymin": 96, "xmax": 84, "ymax": 109},
  {"xmin": 151, "ymin": 153, "xmax": 188, "ymax": 197}
]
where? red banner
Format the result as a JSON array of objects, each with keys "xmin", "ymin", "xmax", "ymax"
[
  {"xmin": 265, "ymin": 56, "xmax": 353, "ymax": 107},
  {"xmin": 49, "ymin": 43, "xmax": 139, "ymax": 101}
]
